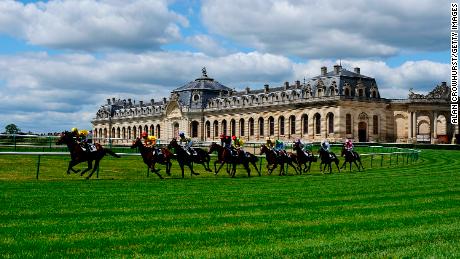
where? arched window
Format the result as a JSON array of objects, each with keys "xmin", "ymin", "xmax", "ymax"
[
  {"xmin": 133, "ymin": 126, "xmax": 137, "ymax": 138},
  {"xmin": 249, "ymin": 118, "xmax": 254, "ymax": 136},
  {"xmin": 112, "ymin": 127, "xmax": 115, "ymax": 138},
  {"xmin": 116, "ymin": 127, "xmax": 120, "ymax": 138},
  {"xmin": 191, "ymin": 121, "xmax": 199, "ymax": 138},
  {"xmin": 239, "ymin": 118, "xmax": 245, "ymax": 136},
  {"xmin": 213, "ymin": 121, "xmax": 219, "ymax": 137},
  {"xmin": 359, "ymin": 89, "xmax": 364, "ymax": 97},
  {"xmin": 289, "ymin": 115, "xmax": 296, "ymax": 135},
  {"xmin": 258, "ymin": 118, "xmax": 264, "ymax": 136},
  {"xmin": 372, "ymin": 91, "xmax": 377, "ymax": 98},
  {"xmin": 144, "ymin": 125, "xmax": 148, "ymax": 134},
  {"xmin": 373, "ymin": 115, "xmax": 379, "ymax": 134},
  {"xmin": 206, "ymin": 121, "xmax": 211, "ymax": 138},
  {"xmin": 230, "ymin": 119, "xmax": 236, "ymax": 136},
  {"xmin": 269, "ymin": 117, "xmax": 275, "ymax": 136},
  {"xmin": 327, "ymin": 113, "xmax": 334, "ymax": 134},
  {"xmin": 345, "ymin": 88, "xmax": 350, "ymax": 96},
  {"xmin": 346, "ymin": 114, "xmax": 352, "ymax": 134},
  {"xmin": 150, "ymin": 124, "xmax": 154, "ymax": 136},
  {"xmin": 279, "ymin": 116, "xmax": 285, "ymax": 135},
  {"xmin": 156, "ymin": 125, "xmax": 161, "ymax": 138},
  {"xmin": 302, "ymin": 114, "xmax": 308, "ymax": 135},
  {"xmin": 127, "ymin": 127, "xmax": 131, "ymax": 139},
  {"xmin": 104, "ymin": 128, "xmax": 108, "ymax": 138},
  {"xmin": 314, "ymin": 113, "xmax": 321, "ymax": 135},
  {"xmin": 222, "ymin": 120, "xmax": 227, "ymax": 136},
  {"xmin": 122, "ymin": 127, "xmax": 126, "ymax": 139}
]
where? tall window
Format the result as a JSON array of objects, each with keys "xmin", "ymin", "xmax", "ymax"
[
  {"xmin": 144, "ymin": 125, "xmax": 148, "ymax": 134},
  {"xmin": 213, "ymin": 121, "xmax": 219, "ymax": 137},
  {"xmin": 150, "ymin": 125, "xmax": 154, "ymax": 135},
  {"xmin": 302, "ymin": 114, "xmax": 308, "ymax": 134},
  {"xmin": 222, "ymin": 120, "xmax": 227, "ymax": 136},
  {"xmin": 122, "ymin": 127, "xmax": 126, "ymax": 139},
  {"xmin": 258, "ymin": 118, "xmax": 264, "ymax": 136},
  {"xmin": 346, "ymin": 114, "xmax": 352, "ymax": 134},
  {"xmin": 116, "ymin": 127, "xmax": 120, "ymax": 138},
  {"xmin": 127, "ymin": 127, "xmax": 131, "ymax": 139},
  {"xmin": 156, "ymin": 125, "xmax": 161, "ymax": 138},
  {"xmin": 230, "ymin": 119, "xmax": 236, "ymax": 136},
  {"xmin": 279, "ymin": 116, "xmax": 285, "ymax": 135},
  {"xmin": 206, "ymin": 121, "xmax": 211, "ymax": 138},
  {"xmin": 133, "ymin": 126, "xmax": 137, "ymax": 138},
  {"xmin": 239, "ymin": 118, "xmax": 245, "ymax": 136},
  {"xmin": 314, "ymin": 114, "xmax": 321, "ymax": 135},
  {"xmin": 328, "ymin": 113, "xmax": 334, "ymax": 134},
  {"xmin": 269, "ymin": 117, "xmax": 275, "ymax": 136},
  {"xmin": 112, "ymin": 127, "xmax": 115, "ymax": 138},
  {"xmin": 290, "ymin": 115, "xmax": 296, "ymax": 135},
  {"xmin": 373, "ymin": 115, "xmax": 379, "ymax": 134},
  {"xmin": 249, "ymin": 118, "xmax": 254, "ymax": 136},
  {"xmin": 191, "ymin": 121, "xmax": 199, "ymax": 138}
]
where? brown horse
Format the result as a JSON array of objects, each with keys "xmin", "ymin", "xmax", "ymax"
[
  {"xmin": 208, "ymin": 142, "xmax": 260, "ymax": 177},
  {"xmin": 167, "ymin": 138, "xmax": 212, "ymax": 178},
  {"xmin": 318, "ymin": 147, "xmax": 340, "ymax": 174},
  {"xmin": 260, "ymin": 144, "xmax": 298, "ymax": 175},
  {"xmin": 340, "ymin": 146, "xmax": 364, "ymax": 172},
  {"xmin": 292, "ymin": 142, "xmax": 317, "ymax": 174},
  {"xmin": 130, "ymin": 138, "xmax": 174, "ymax": 179},
  {"xmin": 56, "ymin": 131, "xmax": 120, "ymax": 179}
]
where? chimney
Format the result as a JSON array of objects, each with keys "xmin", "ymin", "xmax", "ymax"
[
  {"xmin": 150, "ymin": 99, "xmax": 155, "ymax": 105},
  {"xmin": 334, "ymin": 65, "xmax": 341, "ymax": 75},
  {"xmin": 442, "ymin": 81, "xmax": 447, "ymax": 87},
  {"xmin": 107, "ymin": 99, "xmax": 111, "ymax": 105},
  {"xmin": 354, "ymin": 67, "xmax": 360, "ymax": 75},
  {"xmin": 245, "ymin": 86, "xmax": 251, "ymax": 94},
  {"xmin": 139, "ymin": 101, "xmax": 143, "ymax": 106},
  {"xmin": 112, "ymin": 97, "xmax": 116, "ymax": 104},
  {"xmin": 321, "ymin": 66, "xmax": 327, "ymax": 76},
  {"xmin": 284, "ymin": 81, "xmax": 289, "ymax": 90},
  {"xmin": 128, "ymin": 98, "xmax": 132, "ymax": 106},
  {"xmin": 264, "ymin": 84, "xmax": 269, "ymax": 93},
  {"xmin": 295, "ymin": 80, "xmax": 301, "ymax": 88},
  {"xmin": 163, "ymin": 97, "xmax": 167, "ymax": 104}
]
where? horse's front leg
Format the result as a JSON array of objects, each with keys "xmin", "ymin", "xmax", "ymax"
[
  {"xmin": 86, "ymin": 160, "xmax": 99, "ymax": 179},
  {"xmin": 67, "ymin": 160, "xmax": 79, "ymax": 174},
  {"xmin": 215, "ymin": 160, "xmax": 225, "ymax": 175},
  {"xmin": 188, "ymin": 162, "xmax": 199, "ymax": 176},
  {"xmin": 80, "ymin": 160, "xmax": 93, "ymax": 176}
]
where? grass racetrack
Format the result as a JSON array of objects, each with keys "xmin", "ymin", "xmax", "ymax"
[{"xmin": 1, "ymin": 148, "xmax": 459, "ymax": 257}]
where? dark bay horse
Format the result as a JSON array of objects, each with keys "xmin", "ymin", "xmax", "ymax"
[
  {"xmin": 318, "ymin": 148, "xmax": 340, "ymax": 174},
  {"xmin": 56, "ymin": 131, "xmax": 120, "ymax": 179},
  {"xmin": 131, "ymin": 138, "xmax": 174, "ymax": 179},
  {"xmin": 340, "ymin": 146, "xmax": 364, "ymax": 172},
  {"xmin": 208, "ymin": 143, "xmax": 260, "ymax": 177},
  {"xmin": 167, "ymin": 139, "xmax": 212, "ymax": 178},
  {"xmin": 260, "ymin": 144, "xmax": 298, "ymax": 175},
  {"xmin": 292, "ymin": 142, "xmax": 317, "ymax": 174}
]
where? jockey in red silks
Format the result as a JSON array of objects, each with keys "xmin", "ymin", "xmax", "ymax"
[{"xmin": 345, "ymin": 139, "xmax": 354, "ymax": 151}]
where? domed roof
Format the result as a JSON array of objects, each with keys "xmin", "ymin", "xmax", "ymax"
[{"xmin": 172, "ymin": 68, "xmax": 232, "ymax": 92}]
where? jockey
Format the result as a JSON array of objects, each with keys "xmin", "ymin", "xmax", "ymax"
[
  {"xmin": 274, "ymin": 139, "xmax": 286, "ymax": 155},
  {"xmin": 78, "ymin": 129, "xmax": 90, "ymax": 152},
  {"xmin": 321, "ymin": 139, "xmax": 331, "ymax": 153},
  {"xmin": 71, "ymin": 127, "xmax": 81, "ymax": 142},
  {"xmin": 232, "ymin": 136, "xmax": 245, "ymax": 156},
  {"xmin": 266, "ymin": 137, "xmax": 274, "ymax": 149},
  {"xmin": 345, "ymin": 139, "xmax": 354, "ymax": 151},
  {"xmin": 179, "ymin": 132, "xmax": 195, "ymax": 155},
  {"xmin": 142, "ymin": 132, "xmax": 162, "ymax": 156}
]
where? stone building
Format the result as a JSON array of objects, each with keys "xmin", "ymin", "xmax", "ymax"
[{"xmin": 92, "ymin": 66, "xmax": 458, "ymax": 144}]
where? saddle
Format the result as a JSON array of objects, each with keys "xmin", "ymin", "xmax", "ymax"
[
  {"xmin": 152, "ymin": 148, "xmax": 163, "ymax": 157},
  {"xmin": 80, "ymin": 143, "xmax": 97, "ymax": 152}
]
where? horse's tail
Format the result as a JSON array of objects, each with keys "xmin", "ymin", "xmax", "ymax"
[{"xmin": 105, "ymin": 149, "xmax": 121, "ymax": 158}]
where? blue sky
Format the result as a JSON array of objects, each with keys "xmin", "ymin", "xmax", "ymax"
[{"xmin": 0, "ymin": 0, "xmax": 452, "ymax": 133}]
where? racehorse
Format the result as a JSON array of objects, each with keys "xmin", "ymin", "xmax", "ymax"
[
  {"xmin": 292, "ymin": 142, "xmax": 317, "ymax": 173},
  {"xmin": 130, "ymin": 138, "xmax": 174, "ymax": 179},
  {"xmin": 260, "ymin": 144, "xmax": 298, "ymax": 175},
  {"xmin": 208, "ymin": 142, "xmax": 260, "ymax": 177},
  {"xmin": 318, "ymin": 147, "xmax": 340, "ymax": 174},
  {"xmin": 340, "ymin": 146, "xmax": 364, "ymax": 172},
  {"xmin": 167, "ymin": 138, "xmax": 212, "ymax": 178},
  {"xmin": 56, "ymin": 131, "xmax": 120, "ymax": 179}
]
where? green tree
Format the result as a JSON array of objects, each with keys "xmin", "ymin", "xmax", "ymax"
[{"xmin": 5, "ymin": 124, "xmax": 20, "ymax": 134}]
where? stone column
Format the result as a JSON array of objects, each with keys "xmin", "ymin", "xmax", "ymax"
[
  {"xmin": 412, "ymin": 111, "xmax": 417, "ymax": 142},
  {"xmin": 452, "ymin": 124, "xmax": 459, "ymax": 144},
  {"xmin": 432, "ymin": 111, "xmax": 438, "ymax": 144},
  {"xmin": 408, "ymin": 112, "xmax": 413, "ymax": 140}
]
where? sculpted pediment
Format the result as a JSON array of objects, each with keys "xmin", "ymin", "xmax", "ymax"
[{"xmin": 165, "ymin": 101, "xmax": 182, "ymax": 119}]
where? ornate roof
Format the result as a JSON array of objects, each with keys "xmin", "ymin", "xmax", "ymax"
[
  {"xmin": 172, "ymin": 67, "xmax": 232, "ymax": 93},
  {"xmin": 408, "ymin": 82, "xmax": 450, "ymax": 100}
]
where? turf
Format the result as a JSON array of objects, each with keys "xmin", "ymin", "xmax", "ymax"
[{"xmin": 0, "ymin": 149, "xmax": 459, "ymax": 257}]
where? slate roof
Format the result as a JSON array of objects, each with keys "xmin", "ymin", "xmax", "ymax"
[{"xmin": 172, "ymin": 76, "xmax": 232, "ymax": 92}]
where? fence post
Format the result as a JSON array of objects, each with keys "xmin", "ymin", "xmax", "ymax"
[
  {"xmin": 381, "ymin": 154, "xmax": 384, "ymax": 167},
  {"xmin": 389, "ymin": 153, "xmax": 392, "ymax": 166},
  {"xmin": 396, "ymin": 153, "xmax": 399, "ymax": 164},
  {"xmin": 370, "ymin": 154, "xmax": 373, "ymax": 168},
  {"xmin": 13, "ymin": 135, "xmax": 16, "ymax": 151},
  {"xmin": 36, "ymin": 155, "xmax": 41, "ymax": 180}
]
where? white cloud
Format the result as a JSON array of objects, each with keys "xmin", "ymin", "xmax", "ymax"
[
  {"xmin": 201, "ymin": 0, "xmax": 448, "ymax": 58},
  {"xmin": 0, "ymin": 51, "xmax": 448, "ymax": 133},
  {"xmin": 185, "ymin": 34, "xmax": 230, "ymax": 56},
  {"xmin": 0, "ymin": 0, "xmax": 188, "ymax": 51}
]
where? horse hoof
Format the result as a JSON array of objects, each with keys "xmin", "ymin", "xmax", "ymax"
[{"xmin": 193, "ymin": 173, "xmax": 200, "ymax": 176}]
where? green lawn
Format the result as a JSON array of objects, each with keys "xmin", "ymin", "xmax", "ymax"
[{"xmin": 0, "ymin": 149, "xmax": 459, "ymax": 257}]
